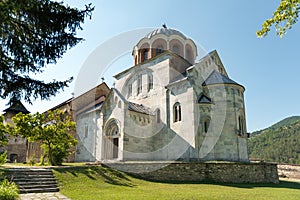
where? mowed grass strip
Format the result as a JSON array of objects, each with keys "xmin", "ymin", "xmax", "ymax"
[{"xmin": 53, "ymin": 166, "xmax": 300, "ymax": 200}]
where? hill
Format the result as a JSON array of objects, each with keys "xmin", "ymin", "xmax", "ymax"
[
  {"xmin": 251, "ymin": 116, "xmax": 300, "ymax": 136},
  {"xmin": 270, "ymin": 116, "xmax": 300, "ymax": 130},
  {"xmin": 248, "ymin": 116, "xmax": 300, "ymax": 164}
]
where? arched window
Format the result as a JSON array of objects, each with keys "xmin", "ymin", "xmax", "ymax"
[
  {"xmin": 147, "ymin": 74, "xmax": 153, "ymax": 92},
  {"xmin": 173, "ymin": 102, "xmax": 181, "ymax": 122},
  {"xmin": 204, "ymin": 117, "xmax": 210, "ymax": 134}
]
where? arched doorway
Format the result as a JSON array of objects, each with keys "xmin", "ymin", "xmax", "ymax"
[
  {"xmin": 104, "ymin": 119, "xmax": 120, "ymax": 160},
  {"xmin": 10, "ymin": 154, "xmax": 18, "ymax": 163}
]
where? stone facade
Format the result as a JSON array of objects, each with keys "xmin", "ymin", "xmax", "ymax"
[
  {"xmin": 73, "ymin": 83, "xmax": 110, "ymax": 162},
  {"xmin": 105, "ymin": 162, "xmax": 279, "ymax": 183}
]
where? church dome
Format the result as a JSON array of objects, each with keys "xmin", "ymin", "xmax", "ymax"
[
  {"xmin": 132, "ymin": 25, "xmax": 197, "ymax": 65},
  {"xmin": 145, "ymin": 27, "xmax": 187, "ymax": 39}
]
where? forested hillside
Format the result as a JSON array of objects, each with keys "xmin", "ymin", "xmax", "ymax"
[
  {"xmin": 248, "ymin": 116, "xmax": 300, "ymax": 164},
  {"xmin": 251, "ymin": 116, "xmax": 300, "ymax": 136}
]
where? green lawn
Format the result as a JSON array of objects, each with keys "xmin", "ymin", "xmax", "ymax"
[{"xmin": 53, "ymin": 166, "xmax": 300, "ymax": 200}]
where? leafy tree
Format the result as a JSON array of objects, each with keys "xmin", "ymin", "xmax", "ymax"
[
  {"xmin": 0, "ymin": 151, "xmax": 7, "ymax": 165},
  {"xmin": 0, "ymin": 0, "xmax": 94, "ymax": 104},
  {"xmin": 0, "ymin": 115, "xmax": 8, "ymax": 147},
  {"xmin": 12, "ymin": 109, "xmax": 77, "ymax": 165},
  {"xmin": 257, "ymin": 0, "xmax": 300, "ymax": 37}
]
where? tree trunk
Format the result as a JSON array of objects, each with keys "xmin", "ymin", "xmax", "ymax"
[{"xmin": 48, "ymin": 142, "xmax": 55, "ymax": 166}]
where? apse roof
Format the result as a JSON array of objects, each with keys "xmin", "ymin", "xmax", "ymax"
[{"xmin": 202, "ymin": 70, "xmax": 241, "ymax": 87}]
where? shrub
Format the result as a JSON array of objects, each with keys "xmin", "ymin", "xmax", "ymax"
[
  {"xmin": 0, "ymin": 152, "xmax": 7, "ymax": 166},
  {"xmin": 29, "ymin": 156, "xmax": 36, "ymax": 166},
  {"xmin": 0, "ymin": 179, "xmax": 19, "ymax": 200}
]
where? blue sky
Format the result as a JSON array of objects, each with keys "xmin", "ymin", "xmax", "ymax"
[{"xmin": 1, "ymin": 0, "xmax": 299, "ymax": 132}]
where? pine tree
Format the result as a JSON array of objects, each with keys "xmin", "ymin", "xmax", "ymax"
[{"xmin": 0, "ymin": 0, "xmax": 94, "ymax": 104}]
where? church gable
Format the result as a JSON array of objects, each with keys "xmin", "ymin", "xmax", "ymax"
[{"xmin": 198, "ymin": 93, "xmax": 212, "ymax": 104}]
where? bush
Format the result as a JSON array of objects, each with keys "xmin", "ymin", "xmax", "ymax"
[
  {"xmin": 0, "ymin": 179, "xmax": 19, "ymax": 200},
  {"xmin": 29, "ymin": 156, "xmax": 36, "ymax": 166},
  {"xmin": 0, "ymin": 152, "xmax": 7, "ymax": 166}
]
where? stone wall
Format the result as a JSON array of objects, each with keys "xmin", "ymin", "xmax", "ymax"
[{"xmin": 104, "ymin": 162, "xmax": 279, "ymax": 184}]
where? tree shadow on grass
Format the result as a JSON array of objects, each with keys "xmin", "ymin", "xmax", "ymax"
[{"xmin": 53, "ymin": 165, "xmax": 135, "ymax": 187}]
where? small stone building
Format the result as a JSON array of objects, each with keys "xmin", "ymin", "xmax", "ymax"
[
  {"xmin": 2, "ymin": 101, "xmax": 30, "ymax": 163},
  {"xmin": 26, "ymin": 82, "xmax": 110, "ymax": 163}
]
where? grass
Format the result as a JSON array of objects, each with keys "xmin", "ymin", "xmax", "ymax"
[{"xmin": 53, "ymin": 165, "xmax": 300, "ymax": 200}]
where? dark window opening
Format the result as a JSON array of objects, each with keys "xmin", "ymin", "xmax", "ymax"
[
  {"xmin": 204, "ymin": 118, "xmax": 210, "ymax": 134},
  {"xmin": 174, "ymin": 103, "xmax": 181, "ymax": 122},
  {"xmin": 143, "ymin": 49, "xmax": 148, "ymax": 61},
  {"xmin": 113, "ymin": 138, "xmax": 118, "ymax": 159}
]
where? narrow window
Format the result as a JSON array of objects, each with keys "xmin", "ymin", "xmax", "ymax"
[
  {"xmin": 137, "ymin": 74, "xmax": 142, "ymax": 94},
  {"xmin": 156, "ymin": 109, "xmax": 160, "ymax": 123},
  {"xmin": 148, "ymin": 74, "xmax": 153, "ymax": 92},
  {"xmin": 85, "ymin": 124, "xmax": 88, "ymax": 138},
  {"xmin": 204, "ymin": 118, "xmax": 210, "ymax": 133},
  {"xmin": 128, "ymin": 83, "xmax": 132, "ymax": 97},
  {"xmin": 143, "ymin": 49, "xmax": 148, "ymax": 61},
  {"xmin": 173, "ymin": 103, "xmax": 181, "ymax": 122},
  {"xmin": 238, "ymin": 116, "xmax": 243, "ymax": 134}
]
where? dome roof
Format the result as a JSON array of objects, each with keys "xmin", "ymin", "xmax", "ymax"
[{"xmin": 145, "ymin": 27, "xmax": 187, "ymax": 39}]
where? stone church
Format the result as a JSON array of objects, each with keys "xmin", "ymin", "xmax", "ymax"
[
  {"xmin": 95, "ymin": 26, "xmax": 249, "ymax": 162},
  {"xmin": 3, "ymin": 26, "xmax": 249, "ymax": 163}
]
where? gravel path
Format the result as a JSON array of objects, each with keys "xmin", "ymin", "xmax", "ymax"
[{"xmin": 19, "ymin": 192, "xmax": 70, "ymax": 200}]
